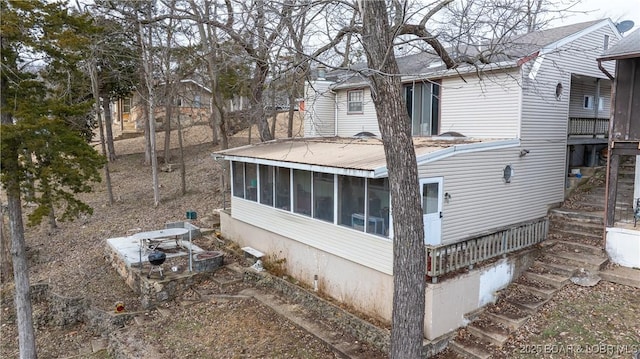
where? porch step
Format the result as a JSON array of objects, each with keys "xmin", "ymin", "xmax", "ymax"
[
  {"xmin": 554, "ymin": 241, "xmax": 605, "ymax": 256},
  {"xmin": 549, "ymin": 209, "xmax": 604, "ymax": 224},
  {"xmin": 513, "ymin": 282, "xmax": 557, "ymax": 300},
  {"xmin": 549, "ymin": 220, "xmax": 603, "ymax": 236},
  {"xmin": 504, "ymin": 288, "xmax": 549, "ymax": 314},
  {"xmin": 599, "ymin": 266, "xmax": 640, "ymax": 288},
  {"xmin": 523, "ymin": 271, "xmax": 569, "ymax": 289},
  {"xmin": 533, "ymin": 260, "xmax": 577, "ymax": 277},
  {"xmin": 467, "ymin": 318, "xmax": 510, "ymax": 346},
  {"xmin": 449, "ymin": 338, "xmax": 492, "ymax": 359},
  {"xmin": 484, "ymin": 310, "xmax": 529, "ymax": 331},
  {"xmin": 545, "ymin": 250, "xmax": 609, "ymax": 272},
  {"xmin": 548, "ymin": 228, "xmax": 602, "ymax": 240}
]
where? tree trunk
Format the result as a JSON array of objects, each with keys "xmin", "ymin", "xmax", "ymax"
[
  {"xmin": 177, "ymin": 114, "xmax": 186, "ymax": 195},
  {"xmin": 7, "ymin": 193, "xmax": 38, "ymax": 359},
  {"xmin": 252, "ymin": 61, "xmax": 272, "ymax": 141},
  {"xmin": 164, "ymin": 94, "xmax": 173, "ymax": 164},
  {"xmin": 102, "ymin": 97, "xmax": 117, "ymax": 161},
  {"xmin": 287, "ymin": 92, "xmax": 295, "ymax": 138},
  {"xmin": 0, "ymin": 205, "xmax": 12, "ymax": 283},
  {"xmin": 92, "ymin": 65, "xmax": 114, "ymax": 205},
  {"xmin": 361, "ymin": 2, "xmax": 426, "ymax": 358}
]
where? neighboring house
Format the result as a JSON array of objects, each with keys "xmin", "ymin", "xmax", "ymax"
[
  {"xmin": 112, "ymin": 79, "xmax": 212, "ymax": 133},
  {"xmin": 215, "ymin": 19, "xmax": 622, "ymax": 341},
  {"xmin": 598, "ymin": 28, "xmax": 640, "ymax": 269}
]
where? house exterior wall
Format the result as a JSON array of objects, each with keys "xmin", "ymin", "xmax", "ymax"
[
  {"xmin": 220, "ymin": 209, "xmax": 535, "ymax": 340},
  {"xmin": 304, "ymin": 80, "xmax": 336, "ymax": 137},
  {"xmin": 418, "ymin": 146, "xmax": 550, "ymax": 243},
  {"xmin": 335, "ymin": 88, "xmax": 380, "ymax": 137},
  {"xmin": 229, "ymin": 197, "xmax": 394, "ymax": 274},
  {"xmin": 568, "ymin": 78, "xmax": 612, "ymax": 118},
  {"xmin": 439, "ymin": 69, "xmax": 522, "ymax": 138}
]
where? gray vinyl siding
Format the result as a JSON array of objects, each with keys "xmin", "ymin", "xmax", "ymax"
[
  {"xmin": 568, "ymin": 79, "xmax": 612, "ymax": 117},
  {"xmin": 439, "ymin": 69, "xmax": 521, "ymax": 138},
  {"xmin": 418, "ymin": 146, "xmax": 552, "ymax": 243},
  {"xmin": 304, "ymin": 80, "xmax": 336, "ymax": 137},
  {"xmin": 231, "ymin": 197, "xmax": 394, "ymax": 274},
  {"xmin": 335, "ymin": 88, "xmax": 381, "ymax": 137}
]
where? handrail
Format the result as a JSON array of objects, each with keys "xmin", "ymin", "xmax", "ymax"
[{"xmin": 426, "ymin": 217, "xmax": 548, "ymax": 281}]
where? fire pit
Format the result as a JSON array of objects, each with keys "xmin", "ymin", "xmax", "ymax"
[{"xmin": 147, "ymin": 250, "xmax": 167, "ymax": 279}]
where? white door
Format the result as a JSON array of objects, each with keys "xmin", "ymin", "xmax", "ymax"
[{"xmin": 420, "ymin": 178, "xmax": 443, "ymax": 245}]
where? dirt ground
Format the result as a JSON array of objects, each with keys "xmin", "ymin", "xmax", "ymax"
[{"xmin": 1, "ymin": 114, "xmax": 379, "ymax": 359}]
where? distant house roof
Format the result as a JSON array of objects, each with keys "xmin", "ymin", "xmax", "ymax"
[
  {"xmin": 327, "ymin": 19, "xmax": 617, "ymax": 89},
  {"xmin": 215, "ymin": 137, "xmax": 519, "ymax": 178},
  {"xmin": 599, "ymin": 27, "xmax": 640, "ymax": 60}
]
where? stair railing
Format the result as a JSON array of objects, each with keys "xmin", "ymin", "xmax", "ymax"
[{"xmin": 426, "ymin": 217, "xmax": 549, "ymax": 282}]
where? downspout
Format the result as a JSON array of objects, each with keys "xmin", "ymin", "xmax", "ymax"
[
  {"xmin": 332, "ymin": 88, "xmax": 338, "ymax": 136},
  {"xmin": 598, "ymin": 59, "xmax": 614, "ymax": 81}
]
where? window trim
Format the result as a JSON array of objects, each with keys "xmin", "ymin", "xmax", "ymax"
[
  {"xmin": 347, "ymin": 89, "xmax": 364, "ymax": 114},
  {"xmin": 583, "ymin": 95, "xmax": 605, "ymax": 111}
]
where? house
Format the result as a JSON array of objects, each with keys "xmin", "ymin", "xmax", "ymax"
[
  {"xmin": 598, "ymin": 27, "xmax": 640, "ymax": 269},
  {"xmin": 215, "ymin": 19, "xmax": 622, "ymax": 341},
  {"xmin": 112, "ymin": 79, "xmax": 212, "ymax": 133}
]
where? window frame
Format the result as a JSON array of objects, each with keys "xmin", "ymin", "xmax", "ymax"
[
  {"xmin": 583, "ymin": 95, "xmax": 604, "ymax": 111},
  {"xmin": 347, "ymin": 89, "xmax": 364, "ymax": 114}
]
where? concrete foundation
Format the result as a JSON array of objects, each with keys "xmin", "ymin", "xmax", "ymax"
[{"xmin": 606, "ymin": 227, "xmax": 640, "ymax": 268}]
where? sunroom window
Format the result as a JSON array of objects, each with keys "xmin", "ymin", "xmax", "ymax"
[
  {"xmin": 232, "ymin": 162, "xmax": 245, "ymax": 198},
  {"xmin": 313, "ymin": 173, "xmax": 334, "ymax": 222},
  {"xmin": 275, "ymin": 167, "xmax": 290, "ymax": 210},
  {"xmin": 259, "ymin": 164, "xmax": 273, "ymax": 206},
  {"xmin": 293, "ymin": 170, "xmax": 312, "ymax": 216}
]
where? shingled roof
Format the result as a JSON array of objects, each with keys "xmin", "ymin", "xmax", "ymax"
[{"xmin": 599, "ymin": 27, "xmax": 640, "ymax": 60}]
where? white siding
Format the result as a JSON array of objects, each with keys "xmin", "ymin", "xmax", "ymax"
[
  {"xmin": 568, "ymin": 78, "xmax": 612, "ymax": 118},
  {"xmin": 304, "ymin": 80, "xmax": 336, "ymax": 137},
  {"xmin": 418, "ymin": 146, "xmax": 553, "ymax": 243},
  {"xmin": 335, "ymin": 88, "xmax": 381, "ymax": 137},
  {"xmin": 230, "ymin": 197, "xmax": 394, "ymax": 274},
  {"xmin": 439, "ymin": 69, "xmax": 522, "ymax": 138}
]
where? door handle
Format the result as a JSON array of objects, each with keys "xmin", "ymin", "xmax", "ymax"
[{"xmin": 439, "ymin": 212, "xmax": 443, "ymax": 218}]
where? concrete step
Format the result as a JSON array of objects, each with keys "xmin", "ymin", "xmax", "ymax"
[
  {"xmin": 599, "ymin": 266, "xmax": 640, "ymax": 288},
  {"xmin": 533, "ymin": 260, "xmax": 578, "ymax": 277},
  {"xmin": 549, "ymin": 209, "xmax": 604, "ymax": 224},
  {"xmin": 549, "ymin": 220, "xmax": 603, "ymax": 236},
  {"xmin": 484, "ymin": 310, "xmax": 529, "ymax": 331},
  {"xmin": 450, "ymin": 338, "xmax": 492, "ymax": 359},
  {"xmin": 524, "ymin": 271, "xmax": 569, "ymax": 289},
  {"xmin": 545, "ymin": 250, "xmax": 609, "ymax": 272},
  {"xmin": 549, "ymin": 228, "xmax": 603, "ymax": 241},
  {"xmin": 513, "ymin": 282, "xmax": 557, "ymax": 300},
  {"xmin": 505, "ymin": 288, "xmax": 549, "ymax": 315},
  {"xmin": 555, "ymin": 241, "xmax": 605, "ymax": 256},
  {"xmin": 467, "ymin": 318, "xmax": 510, "ymax": 347}
]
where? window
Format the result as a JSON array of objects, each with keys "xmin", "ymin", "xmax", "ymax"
[
  {"xmin": 245, "ymin": 163, "xmax": 257, "ymax": 201},
  {"xmin": 405, "ymin": 82, "xmax": 440, "ymax": 136},
  {"xmin": 583, "ymin": 95, "xmax": 604, "ymax": 111},
  {"xmin": 313, "ymin": 173, "xmax": 334, "ymax": 222},
  {"xmin": 122, "ymin": 98, "xmax": 132, "ymax": 113},
  {"xmin": 338, "ymin": 176, "xmax": 365, "ymax": 230},
  {"xmin": 232, "ymin": 162, "xmax": 245, "ymax": 198},
  {"xmin": 347, "ymin": 90, "xmax": 364, "ymax": 113},
  {"xmin": 194, "ymin": 95, "xmax": 201, "ymax": 108},
  {"xmin": 293, "ymin": 170, "xmax": 312, "ymax": 216},
  {"xmin": 367, "ymin": 178, "xmax": 390, "ymax": 236},
  {"xmin": 259, "ymin": 165, "xmax": 274, "ymax": 206},
  {"xmin": 275, "ymin": 167, "xmax": 290, "ymax": 210},
  {"xmin": 603, "ymin": 35, "xmax": 610, "ymax": 50}
]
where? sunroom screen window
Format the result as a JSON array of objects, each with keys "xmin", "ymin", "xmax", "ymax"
[
  {"xmin": 293, "ymin": 170, "xmax": 312, "ymax": 216},
  {"xmin": 232, "ymin": 162, "xmax": 245, "ymax": 198},
  {"xmin": 245, "ymin": 163, "xmax": 257, "ymax": 201},
  {"xmin": 313, "ymin": 173, "xmax": 334, "ymax": 222},
  {"xmin": 275, "ymin": 167, "xmax": 290, "ymax": 210},
  {"xmin": 259, "ymin": 164, "xmax": 273, "ymax": 206},
  {"xmin": 368, "ymin": 178, "xmax": 390, "ymax": 236},
  {"xmin": 338, "ymin": 176, "xmax": 365, "ymax": 231}
]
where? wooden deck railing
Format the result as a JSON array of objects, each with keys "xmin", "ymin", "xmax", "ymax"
[
  {"xmin": 426, "ymin": 217, "xmax": 548, "ymax": 281},
  {"xmin": 568, "ymin": 117, "xmax": 609, "ymax": 137}
]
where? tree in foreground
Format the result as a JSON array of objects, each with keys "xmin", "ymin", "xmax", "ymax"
[{"xmin": 1, "ymin": 1, "xmax": 105, "ymax": 357}]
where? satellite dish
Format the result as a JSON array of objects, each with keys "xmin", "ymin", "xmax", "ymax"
[{"xmin": 616, "ymin": 20, "xmax": 635, "ymax": 34}]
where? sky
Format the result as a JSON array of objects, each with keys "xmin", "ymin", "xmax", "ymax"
[{"xmin": 560, "ymin": 0, "xmax": 640, "ymax": 34}]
